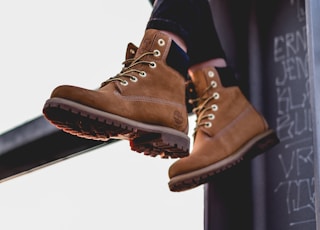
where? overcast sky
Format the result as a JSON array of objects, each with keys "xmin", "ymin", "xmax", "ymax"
[{"xmin": 0, "ymin": 1, "xmax": 204, "ymax": 229}]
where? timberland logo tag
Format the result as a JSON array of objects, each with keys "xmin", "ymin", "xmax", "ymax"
[{"xmin": 173, "ymin": 110, "xmax": 183, "ymax": 127}]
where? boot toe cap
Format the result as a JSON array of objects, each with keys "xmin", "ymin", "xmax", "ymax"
[
  {"xmin": 50, "ymin": 85, "xmax": 103, "ymax": 108},
  {"xmin": 51, "ymin": 85, "xmax": 86, "ymax": 99},
  {"xmin": 168, "ymin": 157, "xmax": 196, "ymax": 179}
]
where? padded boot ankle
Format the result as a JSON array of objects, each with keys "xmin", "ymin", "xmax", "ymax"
[
  {"xmin": 43, "ymin": 29, "xmax": 190, "ymax": 158},
  {"xmin": 168, "ymin": 66, "xmax": 279, "ymax": 191}
]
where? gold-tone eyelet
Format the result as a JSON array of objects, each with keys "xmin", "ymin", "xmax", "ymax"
[
  {"xmin": 149, "ymin": 62, "xmax": 157, "ymax": 68},
  {"xmin": 129, "ymin": 49, "xmax": 136, "ymax": 55},
  {"xmin": 154, "ymin": 49, "xmax": 161, "ymax": 57},
  {"xmin": 158, "ymin": 39, "xmax": 165, "ymax": 46},
  {"xmin": 208, "ymin": 114, "xmax": 215, "ymax": 120},
  {"xmin": 208, "ymin": 70, "xmax": 215, "ymax": 78},
  {"xmin": 130, "ymin": 76, "xmax": 138, "ymax": 82},
  {"xmin": 211, "ymin": 104, "xmax": 218, "ymax": 111},
  {"xmin": 205, "ymin": 122, "xmax": 212, "ymax": 128},
  {"xmin": 139, "ymin": 71, "xmax": 147, "ymax": 77},
  {"xmin": 211, "ymin": 80, "xmax": 217, "ymax": 88},
  {"xmin": 213, "ymin": 92, "xmax": 220, "ymax": 99},
  {"xmin": 120, "ymin": 80, "xmax": 128, "ymax": 86}
]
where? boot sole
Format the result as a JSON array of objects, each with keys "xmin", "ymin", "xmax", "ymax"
[
  {"xmin": 168, "ymin": 129, "xmax": 279, "ymax": 192},
  {"xmin": 42, "ymin": 97, "xmax": 190, "ymax": 159}
]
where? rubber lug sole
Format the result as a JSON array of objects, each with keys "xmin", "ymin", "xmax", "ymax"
[
  {"xmin": 168, "ymin": 129, "xmax": 279, "ymax": 192},
  {"xmin": 43, "ymin": 98, "xmax": 190, "ymax": 159}
]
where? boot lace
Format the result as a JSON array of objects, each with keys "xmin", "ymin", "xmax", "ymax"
[
  {"xmin": 190, "ymin": 81, "xmax": 219, "ymax": 136},
  {"xmin": 100, "ymin": 50, "xmax": 161, "ymax": 88}
]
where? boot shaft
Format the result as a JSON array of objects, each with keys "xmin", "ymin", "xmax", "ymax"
[{"xmin": 189, "ymin": 66, "xmax": 268, "ymax": 138}]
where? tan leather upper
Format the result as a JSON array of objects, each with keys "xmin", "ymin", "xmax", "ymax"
[
  {"xmin": 169, "ymin": 67, "xmax": 269, "ymax": 178},
  {"xmin": 50, "ymin": 29, "xmax": 189, "ymax": 134}
]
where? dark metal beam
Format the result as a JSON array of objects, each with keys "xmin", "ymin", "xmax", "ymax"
[
  {"xmin": 306, "ymin": 0, "xmax": 320, "ymax": 227},
  {"xmin": 0, "ymin": 115, "xmax": 111, "ymax": 182}
]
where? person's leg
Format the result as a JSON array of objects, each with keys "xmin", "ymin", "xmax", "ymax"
[
  {"xmin": 161, "ymin": 0, "xmax": 280, "ymax": 192},
  {"xmin": 147, "ymin": 0, "xmax": 226, "ymax": 67},
  {"xmin": 43, "ymin": 0, "xmax": 226, "ymax": 160},
  {"xmin": 42, "ymin": 0, "xmax": 279, "ymax": 191},
  {"xmin": 43, "ymin": 1, "xmax": 194, "ymax": 159}
]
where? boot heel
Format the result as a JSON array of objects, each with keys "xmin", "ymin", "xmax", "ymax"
[
  {"xmin": 246, "ymin": 129, "xmax": 280, "ymax": 160},
  {"xmin": 131, "ymin": 132, "xmax": 190, "ymax": 159}
]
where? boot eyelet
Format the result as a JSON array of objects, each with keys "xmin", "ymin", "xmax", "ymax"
[
  {"xmin": 120, "ymin": 80, "xmax": 129, "ymax": 86},
  {"xmin": 211, "ymin": 80, "xmax": 217, "ymax": 88},
  {"xmin": 129, "ymin": 49, "xmax": 136, "ymax": 55},
  {"xmin": 211, "ymin": 104, "xmax": 218, "ymax": 111},
  {"xmin": 154, "ymin": 49, "xmax": 161, "ymax": 57},
  {"xmin": 139, "ymin": 71, "xmax": 147, "ymax": 77},
  {"xmin": 208, "ymin": 70, "xmax": 215, "ymax": 78},
  {"xmin": 158, "ymin": 39, "xmax": 165, "ymax": 46},
  {"xmin": 213, "ymin": 92, "xmax": 220, "ymax": 99},
  {"xmin": 205, "ymin": 122, "xmax": 212, "ymax": 128},
  {"xmin": 149, "ymin": 62, "xmax": 157, "ymax": 68},
  {"xmin": 208, "ymin": 114, "xmax": 215, "ymax": 120},
  {"xmin": 130, "ymin": 76, "xmax": 138, "ymax": 82}
]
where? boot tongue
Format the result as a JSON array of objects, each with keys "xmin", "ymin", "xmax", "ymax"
[
  {"xmin": 125, "ymin": 43, "xmax": 138, "ymax": 60},
  {"xmin": 124, "ymin": 43, "xmax": 138, "ymax": 67},
  {"xmin": 189, "ymin": 68, "xmax": 212, "ymax": 98}
]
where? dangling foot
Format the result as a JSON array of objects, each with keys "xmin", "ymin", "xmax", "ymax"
[
  {"xmin": 168, "ymin": 66, "xmax": 279, "ymax": 191},
  {"xmin": 43, "ymin": 29, "xmax": 191, "ymax": 159}
]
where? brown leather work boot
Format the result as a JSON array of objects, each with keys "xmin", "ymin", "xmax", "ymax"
[
  {"xmin": 43, "ymin": 29, "xmax": 190, "ymax": 158},
  {"xmin": 168, "ymin": 66, "xmax": 279, "ymax": 191}
]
